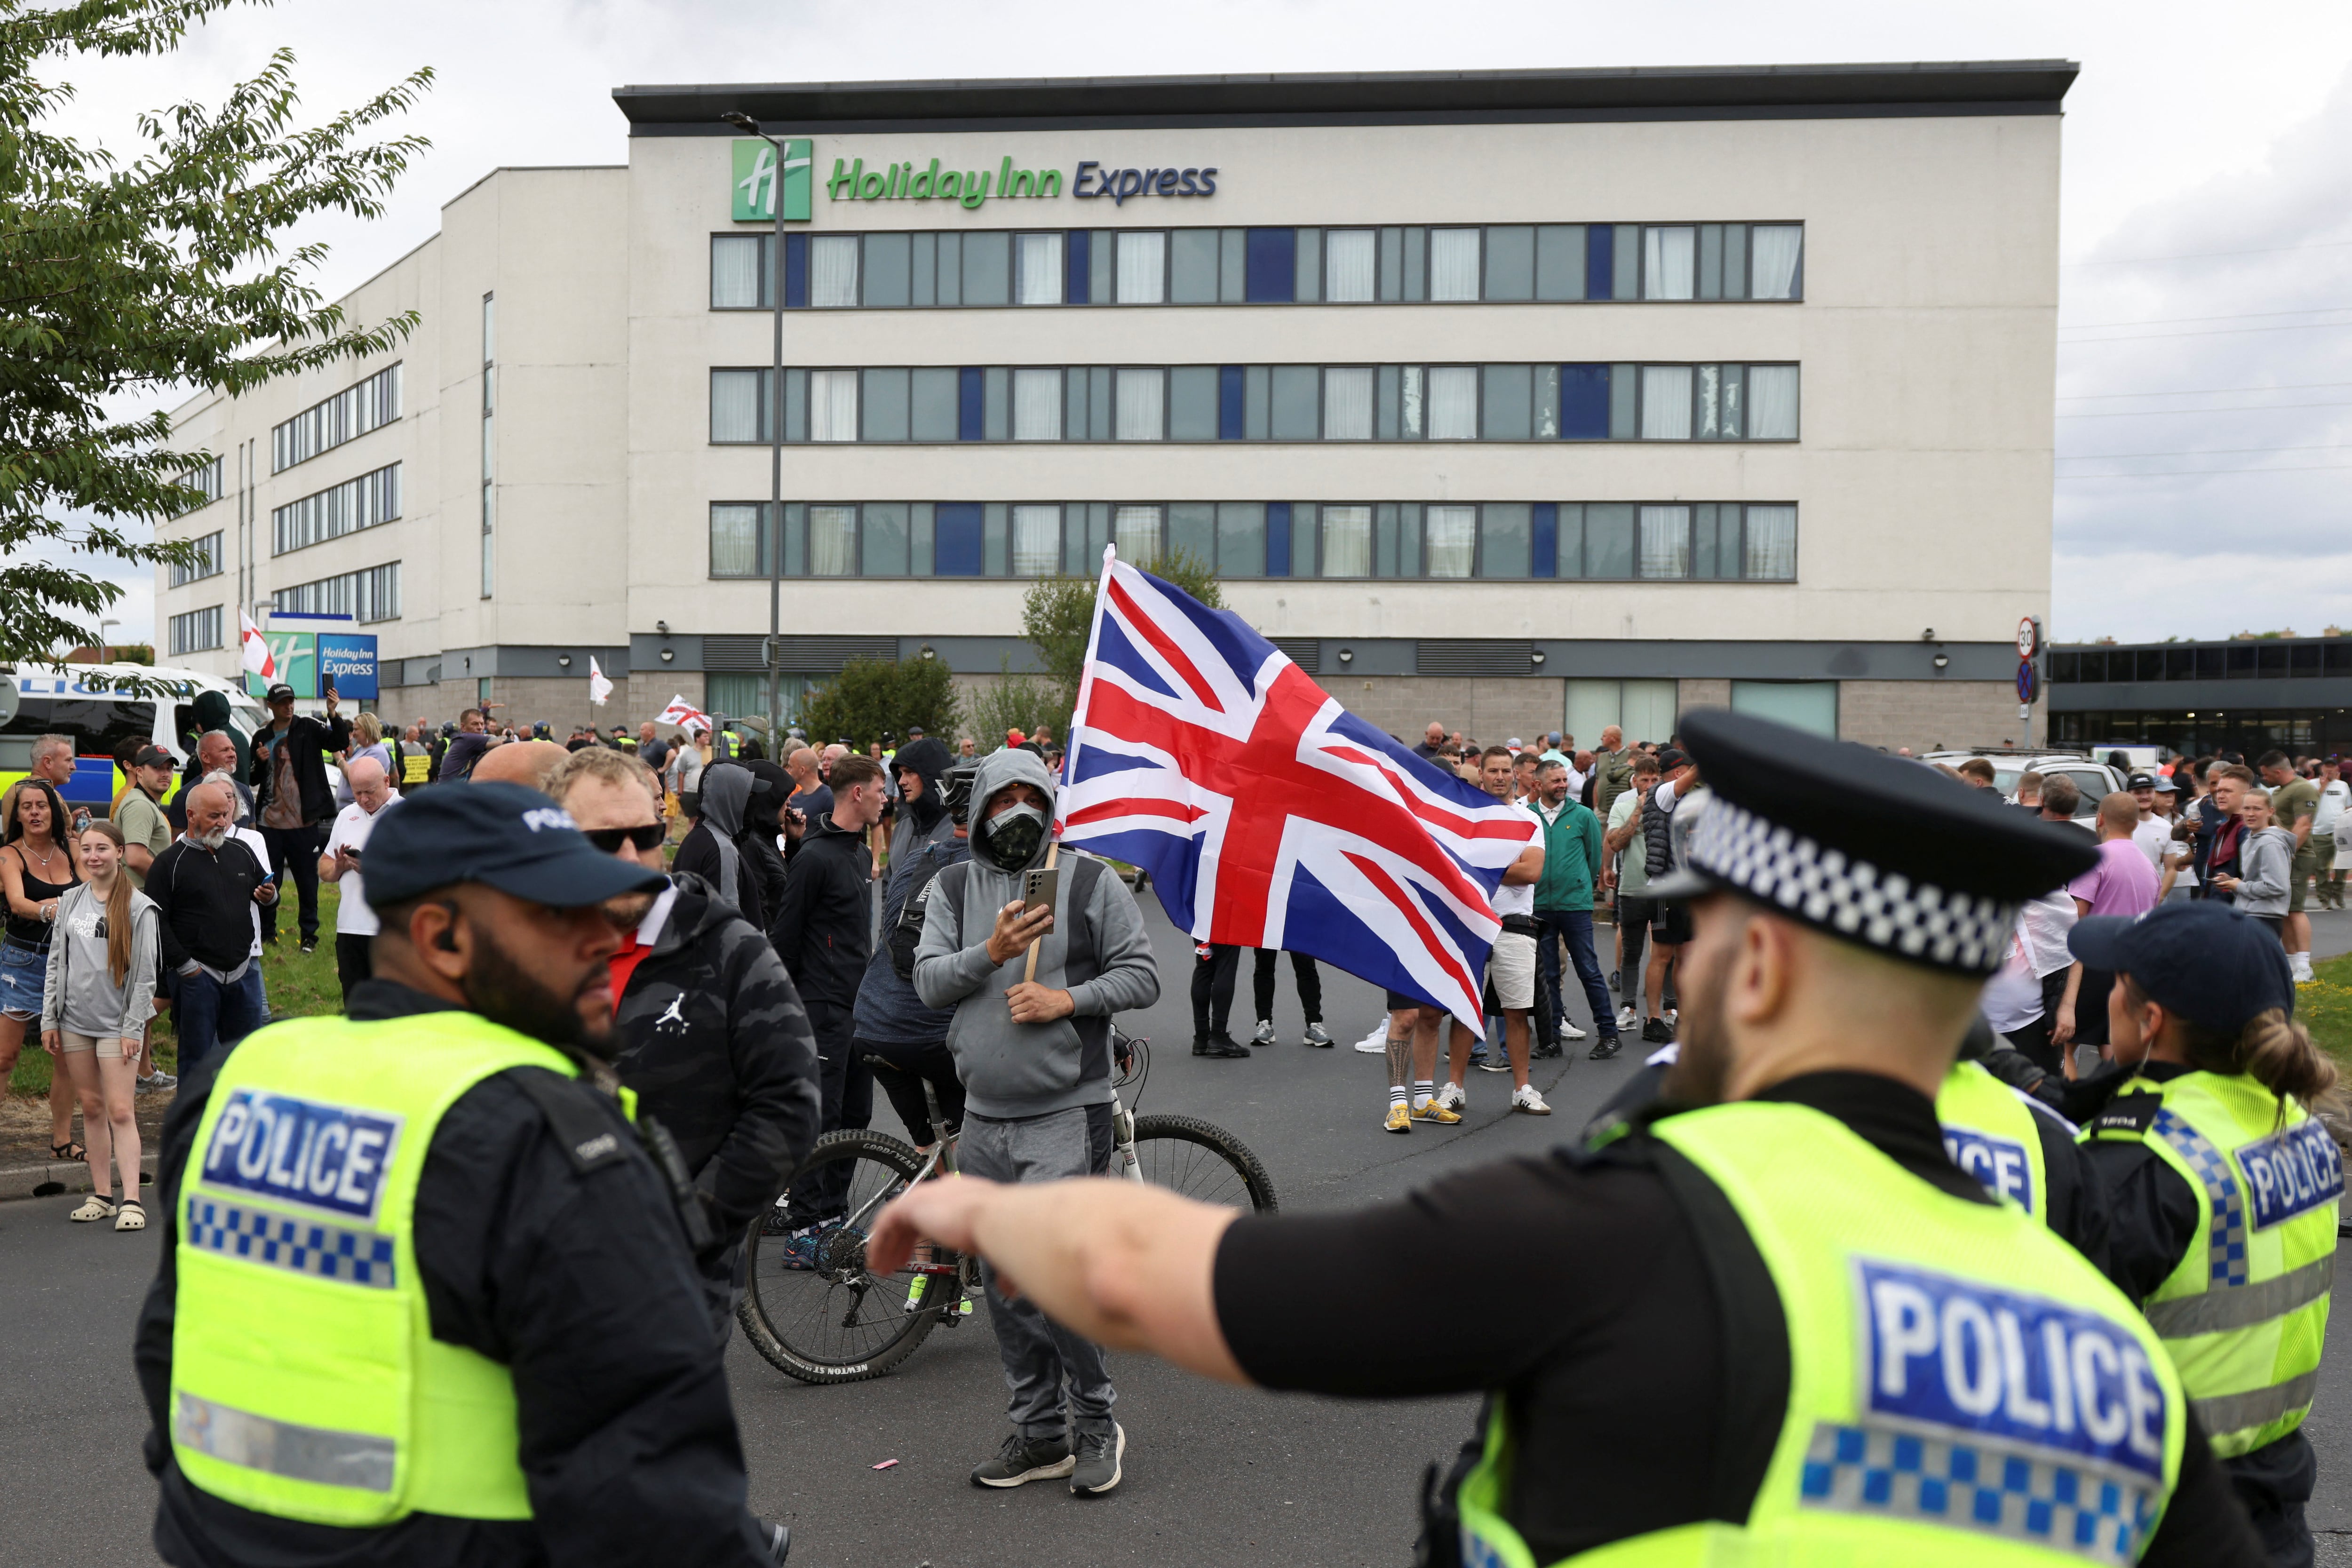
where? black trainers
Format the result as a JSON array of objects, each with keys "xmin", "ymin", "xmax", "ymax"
[
  {"xmin": 1640, "ymin": 1017, "xmax": 1670, "ymax": 1044},
  {"xmin": 971, "ymin": 1431, "xmax": 1075, "ymax": 1488},
  {"xmin": 1588, "ymin": 1036, "xmax": 1623, "ymax": 1061},
  {"xmin": 1071, "ymin": 1424, "xmax": 1126, "ymax": 1496},
  {"xmin": 1192, "ymin": 1031, "xmax": 1250, "ymax": 1059}
]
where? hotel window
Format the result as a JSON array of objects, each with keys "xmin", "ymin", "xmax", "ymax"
[
  {"xmin": 808, "ymin": 505, "xmax": 858, "ymax": 575},
  {"xmin": 1114, "ymin": 368, "xmax": 1165, "ymax": 441},
  {"xmin": 1426, "ymin": 505, "xmax": 1477, "ymax": 577},
  {"xmin": 167, "ymin": 605, "xmax": 222, "ymax": 656},
  {"xmin": 1015, "ymin": 233, "xmax": 1064, "ymax": 305},
  {"xmin": 1426, "ymin": 367, "xmax": 1478, "ymax": 440},
  {"xmin": 1642, "ymin": 227, "xmax": 1697, "ymax": 300},
  {"xmin": 708, "ymin": 503, "xmax": 771, "ymax": 578},
  {"xmin": 1323, "ymin": 230, "xmax": 1376, "ymax": 302},
  {"xmin": 810, "ymin": 235, "xmax": 859, "ymax": 308},
  {"xmin": 1113, "ymin": 504, "xmax": 1162, "ymax": 567},
  {"xmin": 272, "ymin": 463, "xmax": 400, "ymax": 554},
  {"xmin": 1746, "ymin": 365, "xmax": 1800, "ymax": 439},
  {"xmin": 1011, "ymin": 505, "xmax": 1062, "ymax": 576},
  {"xmin": 175, "ymin": 456, "xmax": 224, "ymax": 514},
  {"xmin": 170, "ymin": 531, "xmax": 223, "ymax": 588},
  {"xmin": 1113, "ymin": 232, "xmax": 1166, "ymax": 304},
  {"xmin": 1319, "ymin": 505, "xmax": 1372, "ymax": 576},
  {"xmin": 1749, "ymin": 225, "xmax": 1804, "ymax": 300},
  {"xmin": 1322, "ymin": 368, "xmax": 1373, "ymax": 440},
  {"xmin": 275, "ymin": 562, "xmax": 400, "ymax": 623},
  {"xmin": 1428, "ymin": 229, "xmax": 1480, "ymax": 302},
  {"xmin": 809, "ymin": 370, "xmax": 858, "ymax": 442},
  {"xmin": 480, "ymin": 294, "xmax": 494, "ymax": 597},
  {"xmin": 1012, "ymin": 369, "xmax": 1062, "ymax": 440},
  {"xmin": 271, "ymin": 364, "xmax": 402, "ymax": 473},
  {"xmin": 1639, "ymin": 367, "xmax": 1694, "ymax": 440}
]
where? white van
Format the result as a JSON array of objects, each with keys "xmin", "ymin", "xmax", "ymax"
[{"xmin": 3, "ymin": 662, "xmax": 269, "ymax": 816}]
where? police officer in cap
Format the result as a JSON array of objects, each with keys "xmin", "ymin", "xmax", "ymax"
[
  {"xmin": 134, "ymin": 782, "xmax": 792, "ymax": 1565},
  {"xmin": 865, "ymin": 709, "xmax": 2265, "ymax": 1564},
  {"xmin": 2070, "ymin": 902, "xmax": 2339, "ymax": 1567}
]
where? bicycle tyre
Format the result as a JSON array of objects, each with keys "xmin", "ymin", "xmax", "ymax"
[
  {"xmin": 1130, "ymin": 1114, "xmax": 1279, "ymax": 1214},
  {"xmin": 738, "ymin": 1129, "xmax": 947, "ymax": 1384}
]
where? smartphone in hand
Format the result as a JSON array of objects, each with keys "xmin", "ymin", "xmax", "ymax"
[{"xmin": 1021, "ymin": 865, "xmax": 1057, "ymax": 922}]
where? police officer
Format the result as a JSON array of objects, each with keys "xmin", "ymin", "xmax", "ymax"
[
  {"xmin": 866, "ymin": 709, "xmax": 2265, "ymax": 1563},
  {"xmin": 133, "ymin": 782, "xmax": 791, "ymax": 1566},
  {"xmin": 2070, "ymin": 901, "xmax": 2337, "ymax": 1567}
]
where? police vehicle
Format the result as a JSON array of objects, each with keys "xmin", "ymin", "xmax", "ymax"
[{"xmin": 2, "ymin": 662, "xmax": 268, "ymax": 817}]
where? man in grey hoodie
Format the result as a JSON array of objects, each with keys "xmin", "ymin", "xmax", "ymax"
[{"xmin": 913, "ymin": 746, "xmax": 1160, "ymax": 1498}]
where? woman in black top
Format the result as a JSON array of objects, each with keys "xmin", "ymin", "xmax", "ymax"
[{"xmin": 0, "ymin": 780, "xmax": 83, "ymax": 1158}]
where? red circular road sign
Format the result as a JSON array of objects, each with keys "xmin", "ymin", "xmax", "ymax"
[{"xmin": 2017, "ymin": 617, "xmax": 2039, "ymax": 660}]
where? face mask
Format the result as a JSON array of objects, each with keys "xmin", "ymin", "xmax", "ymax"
[{"xmin": 978, "ymin": 802, "xmax": 1047, "ymax": 870}]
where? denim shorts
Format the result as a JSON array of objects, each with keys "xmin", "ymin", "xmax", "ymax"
[{"xmin": 0, "ymin": 938, "xmax": 47, "ymax": 1021}]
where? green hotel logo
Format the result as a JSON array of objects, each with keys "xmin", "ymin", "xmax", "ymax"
[{"xmin": 732, "ymin": 138, "xmax": 813, "ymax": 222}]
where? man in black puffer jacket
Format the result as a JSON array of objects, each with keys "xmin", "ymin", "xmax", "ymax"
[{"xmin": 548, "ymin": 748, "xmax": 821, "ymax": 1334}]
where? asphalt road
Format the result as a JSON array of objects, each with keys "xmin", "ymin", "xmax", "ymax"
[{"xmin": 10, "ymin": 901, "xmax": 2352, "ymax": 1567}]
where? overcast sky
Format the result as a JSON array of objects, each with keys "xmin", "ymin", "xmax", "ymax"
[{"xmin": 48, "ymin": 0, "xmax": 2352, "ymax": 647}]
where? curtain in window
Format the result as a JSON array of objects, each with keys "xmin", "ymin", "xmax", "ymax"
[
  {"xmin": 1115, "ymin": 368, "xmax": 1165, "ymax": 440},
  {"xmin": 1429, "ymin": 229, "xmax": 1479, "ymax": 301},
  {"xmin": 709, "ymin": 503, "xmax": 763, "ymax": 577},
  {"xmin": 1015, "ymin": 233, "xmax": 1064, "ymax": 305},
  {"xmin": 1426, "ymin": 366, "xmax": 1477, "ymax": 439},
  {"xmin": 1639, "ymin": 506, "xmax": 1691, "ymax": 579},
  {"xmin": 1323, "ymin": 368, "xmax": 1373, "ymax": 439},
  {"xmin": 711, "ymin": 371, "xmax": 763, "ymax": 443},
  {"xmin": 809, "ymin": 505, "xmax": 857, "ymax": 575},
  {"xmin": 1743, "ymin": 505, "xmax": 1797, "ymax": 580},
  {"xmin": 1750, "ymin": 225, "xmax": 1802, "ymax": 300},
  {"xmin": 1321, "ymin": 505, "xmax": 1372, "ymax": 576},
  {"xmin": 1117, "ymin": 231, "xmax": 1166, "ymax": 303},
  {"xmin": 1746, "ymin": 366, "xmax": 1799, "ymax": 439},
  {"xmin": 1643, "ymin": 226, "xmax": 1696, "ymax": 300},
  {"xmin": 1425, "ymin": 506, "xmax": 1476, "ymax": 577},
  {"xmin": 1325, "ymin": 230, "xmax": 1375, "ymax": 302},
  {"xmin": 1013, "ymin": 369, "xmax": 1062, "ymax": 440},
  {"xmin": 1114, "ymin": 504, "xmax": 1161, "ymax": 566},
  {"xmin": 809, "ymin": 370, "xmax": 858, "ymax": 442},
  {"xmin": 810, "ymin": 236, "xmax": 859, "ymax": 308},
  {"xmin": 1640, "ymin": 366, "xmax": 1693, "ymax": 439},
  {"xmin": 1012, "ymin": 505, "xmax": 1061, "ymax": 575},
  {"xmin": 712, "ymin": 237, "xmax": 763, "ymax": 308}
]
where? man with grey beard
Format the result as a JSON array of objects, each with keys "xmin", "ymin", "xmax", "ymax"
[{"xmin": 143, "ymin": 782, "xmax": 276, "ymax": 1071}]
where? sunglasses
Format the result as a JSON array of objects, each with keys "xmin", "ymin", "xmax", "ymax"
[{"xmin": 582, "ymin": 823, "xmax": 666, "ymax": 853}]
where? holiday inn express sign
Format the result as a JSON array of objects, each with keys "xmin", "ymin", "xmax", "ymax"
[{"xmin": 731, "ymin": 138, "xmax": 1218, "ymax": 220}]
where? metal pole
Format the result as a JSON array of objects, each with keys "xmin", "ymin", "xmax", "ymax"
[{"xmin": 766, "ymin": 134, "xmax": 786, "ymax": 749}]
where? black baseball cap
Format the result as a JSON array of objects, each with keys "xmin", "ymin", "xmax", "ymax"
[
  {"xmin": 2068, "ymin": 903, "xmax": 2295, "ymax": 1032},
  {"xmin": 365, "ymin": 782, "xmax": 665, "ymax": 909},
  {"xmin": 1656, "ymin": 748, "xmax": 1692, "ymax": 772},
  {"xmin": 2127, "ymin": 772, "xmax": 2157, "ymax": 790},
  {"xmin": 265, "ymin": 683, "xmax": 296, "ymax": 702},
  {"xmin": 131, "ymin": 745, "xmax": 175, "ymax": 769}
]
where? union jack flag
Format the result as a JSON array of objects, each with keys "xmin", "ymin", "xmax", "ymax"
[{"xmin": 1056, "ymin": 550, "xmax": 1536, "ymax": 1029}]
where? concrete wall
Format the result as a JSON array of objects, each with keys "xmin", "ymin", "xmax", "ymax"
[{"xmin": 1838, "ymin": 680, "xmax": 2042, "ymax": 753}]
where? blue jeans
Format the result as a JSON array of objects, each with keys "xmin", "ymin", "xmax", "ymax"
[
  {"xmin": 172, "ymin": 965, "xmax": 261, "ymax": 1075},
  {"xmin": 1536, "ymin": 909, "xmax": 1616, "ymax": 1043}
]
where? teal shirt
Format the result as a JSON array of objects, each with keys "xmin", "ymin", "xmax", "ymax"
[{"xmin": 1528, "ymin": 797, "xmax": 1603, "ymax": 913}]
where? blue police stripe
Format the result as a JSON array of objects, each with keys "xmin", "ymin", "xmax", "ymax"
[
  {"xmin": 1799, "ymin": 1419, "xmax": 2160, "ymax": 1566},
  {"xmin": 185, "ymin": 1195, "xmax": 397, "ymax": 1289},
  {"xmin": 2234, "ymin": 1117, "xmax": 2344, "ymax": 1232},
  {"xmin": 2153, "ymin": 1109, "xmax": 2250, "ymax": 1287}
]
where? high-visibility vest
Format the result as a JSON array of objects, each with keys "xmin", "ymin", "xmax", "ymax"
[
  {"xmin": 1456, "ymin": 1100, "xmax": 2186, "ymax": 1566},
  {"xmin": 1937, "ymin": 1060, "xmax": 2050, "ymax": 1219},
  {"xmin": 170, "ymin": 1013, "xmax": 585, "ymax": 1527},
  {"xmin": 2084, "ymin": 1069, "xmax": 2338, "ymax": 1457}
]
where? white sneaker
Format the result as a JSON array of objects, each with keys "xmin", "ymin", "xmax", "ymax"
[
  {"xmin": 1615, "ymin": 1005, "xmax": 1637, "ymax": 1031},
  {"xmin": 1511, "ymin": 1084, "xmax": 1552, "ymax": 1115},
  {"xmin": 1437, "ymin": 1081, "xmax": 1467, "ymax": 1112},
  {"xmin": 1353, "ymin": 1024, "xmax": 1389, "ymax": 1055},
  {"xmin": 1558, "ymin": 1018, "xmax": 1587, "ymax": 1041}
]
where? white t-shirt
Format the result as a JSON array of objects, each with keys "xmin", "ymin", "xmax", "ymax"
[
  {"xmin": 2313, "ymin": 780, "xmax": 2350, "ymax": 837},
  {"xmin": 232, "ymin": 825, "xmax": 270, "ymax": 958},
  {"xmin": 324, "ymin": 795, "xmax": 401, "ymax": 935},
  {"xmin": 1492, "ymin": 806, "xmax": 1538, "ymax": 917},
  {"xmin": 1981, "ymin": 931, "xmax": 2046, "ymax": 1034},
  {"xmin": 2014, "ymin": 889, "xmax": 2077, "ymax": 979},
  {"xmin": 2130, "ymin": 814, "xmax": 2172, "ymax": 872}
]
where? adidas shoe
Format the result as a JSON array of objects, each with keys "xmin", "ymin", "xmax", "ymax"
[
  {"xmin": 1511, "ymin": 1084, "xmax": 1553, "ymax": 1115},
  {"xmin": 1412, "ymin": 1097, "xmax": 1462, "ymax": 1125},
  {"xmin": 1437, "ymin": 1082, "xmax": 1467, "ymax": 1113},
  {"xmin": 1383, "ymin": 1103, "xmax": 1413, "ymax": 1133}
]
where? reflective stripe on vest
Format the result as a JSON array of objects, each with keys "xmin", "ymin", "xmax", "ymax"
[
  {"xmin": 1456, "ymin": 1101, "xmax": 2187, "ymax": 1566},
  {"xmin": 171, "ymin": 1013, "xmax": 580, "ymax": 1528},
  {"xmin": 1937, "ymin": 1060, "xmax": 2050, "ymax": 1219},
  {"xmin": 2090, "ymin": 1070, "xmax": 2339, "ymax": 1459}
]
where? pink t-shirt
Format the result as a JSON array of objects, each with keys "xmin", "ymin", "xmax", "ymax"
[{"xmin": 2069, "ymin": 837, "xmax": 2159, "ymax": 919}]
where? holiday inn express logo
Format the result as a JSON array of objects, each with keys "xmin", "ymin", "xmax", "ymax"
[{"xmin": 732, "ymin": 138, "xmax": 813, "ymax": 222}]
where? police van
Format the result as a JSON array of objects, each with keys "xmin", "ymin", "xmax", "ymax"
[{"xmin": 2, "ymin": 663, "xmax": 268, "ymax": 817}]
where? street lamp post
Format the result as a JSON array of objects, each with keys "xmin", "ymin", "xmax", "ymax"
[{"xmin": 721, "ymin": 111, "xmax": 787, "ymax": 746}]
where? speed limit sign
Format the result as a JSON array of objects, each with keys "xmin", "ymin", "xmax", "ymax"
[{"xmin": 2017, "ymin": 617, "xmax": 2039, "ymax": 661}]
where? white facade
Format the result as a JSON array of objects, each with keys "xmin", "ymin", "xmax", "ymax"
[{"xmin": 156, "ymin": 63, "xmax": 2071, "ymax": 749}]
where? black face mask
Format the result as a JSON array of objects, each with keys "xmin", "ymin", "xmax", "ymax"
[{"xmin": 977, "ymin": 803, "xmax": 1047, "ymax": 871}]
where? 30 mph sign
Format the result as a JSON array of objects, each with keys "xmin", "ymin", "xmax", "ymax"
[{"xmin": 2017, "ymin": 617, "xmax": 2039, "ymax": 661}]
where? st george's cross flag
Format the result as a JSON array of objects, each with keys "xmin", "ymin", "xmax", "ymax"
[
  {"xmin": 1055, "ymin": 549, "xmax": 1536, "ymax": 1029},
  {"xmin": 238, "ymin": 611, "xmax": 276, "ymax": 681},
  {"xmin": 655, "ymin": 694, "xmax": 709, "ymax": 732},
  {"xmin": 587, "ymin": 656, "xmax": 614, "ymax": 707}
]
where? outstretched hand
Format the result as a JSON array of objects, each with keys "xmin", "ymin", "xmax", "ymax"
[{"xmin": 869, "ymin": 1175, "xmax": 1012, "ymax": 1285}]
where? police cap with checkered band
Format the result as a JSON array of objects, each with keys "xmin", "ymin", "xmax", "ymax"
[
  {"xmin": 365, "ymin": 780, "xmax": 667, "ymax": 909},
  {"xmin": 1645, "ymin": 709, "xmax": 2098, "ymax": 974}
]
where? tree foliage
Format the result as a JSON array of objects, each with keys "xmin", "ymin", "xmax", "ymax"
[
  {"xmin": 1, "ymin": 0, "xmax": 431, "ymax": 669},
  {"xmin": 1017, "ymin": 550, "xmax": 1222, "ymax": 729},
  {"xmin": 961, "ymin": 665, "xmax": 1067, "ymax": 748},
  {"xmin": 800, "ymin": 655, "xmax": 960, "ymax": 752}
]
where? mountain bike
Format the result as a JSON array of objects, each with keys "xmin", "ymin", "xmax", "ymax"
[{"xmin": 737, "ymin": 1026, "xmax": 1275, "ymax": 1385}]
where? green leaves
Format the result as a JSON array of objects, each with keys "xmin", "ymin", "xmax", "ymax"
[
  {"xmin": 1017, "ymin": 551, "xmax": 1222, "ymax": 730},
  {"xmin": 0, "ymin": 0, "xmax": 429, "ymax": 666},
  {"xmin": 800, "ymin": 656, "xmax": 961, "ymax": 754}
]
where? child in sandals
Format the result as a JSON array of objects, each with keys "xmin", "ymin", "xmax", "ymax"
[{"xmin": 41, "ymin": 823, "xmax": 160, "ymax": 1232}]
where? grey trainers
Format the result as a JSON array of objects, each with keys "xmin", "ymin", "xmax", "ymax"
[
  {"xmin": 1303, "ymin": 1021, "xmax": 1334, "ymax": 1048},
  {"xmin": 1071, "ymin": 1423, "xmax": 1126, "ymax": 1495},
  {"xmin": 137, "ymin": 1070, "xmax": 178, "ymax": 1094},
  {"xmin": 971, "ymin": 1431, "xmax": 1075, "ymax": 1488},
  {"xmin": 1250, "ymin": 1018, "xmax": 1277, "ymax": 1046}
]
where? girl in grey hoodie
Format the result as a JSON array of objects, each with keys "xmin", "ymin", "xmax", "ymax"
[
  {"xmin": 2218, "ymin": 788, "xmax": 2295, "ymax": 935},
  {"xmin": 41, "ymin": 822, "xmax": 159, "ymax": 1230}
]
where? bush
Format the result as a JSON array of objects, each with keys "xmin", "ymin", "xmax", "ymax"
[
  {"xmin": 1017, "ymin": 549, "xmax": 1222, "ymax": 732},
  {"xmin": 800, "ymin": 656, "xmax": 959, "ymax": 751},
  {"xmin": 962, "ymin": 666, "xmax": 1070, "ymax": 748}
]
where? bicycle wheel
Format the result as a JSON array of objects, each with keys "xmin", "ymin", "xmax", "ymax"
[
  {"xmin": 738, "ymin": 1129, "xmax": 950, "ymax": 1384},
  {"xmin": 1130, "ymin": 1114, "xmax": 1279, "ymax": 1214}
]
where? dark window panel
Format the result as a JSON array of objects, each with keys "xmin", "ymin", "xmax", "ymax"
[
  {"xmin": 1266, "ymin": 501, "xmax": 1293, "ymax": 577},
  {"xmin": 1584, "ymin": 224, "xmax": 1613, "ymax": 301},
  {"xmin": 2259, "ymin": 643, "xmax": 2289, "ymax": 677},
  {"xmin": 1560, "ymin": 364, "xmax": 1610, "ymax": 439},
  {"xmin": 2136, "ymin": 649, "xmax": 2164, "ymax": 682},
  {"xmin": 2051, "ymin": 651, "xmax": 2080, "ymax": 684},
  {"xmin": 2292, "ymin": 642, "xmax": 2322, "ymax": 676},
  {"xmin": 2228, "ymin": 645, "xmax": 2257, "ymax": 678},
  {"xmin": 2198, "ymin": 646, "xmax": 2226, "ymax": 680},
  {"xmin": 1246, "ymin": 229, "xmax": 1297, "ymax": 302},
  {"xmin": 2328, "ymin": 642, "xmax": 2352, "ymax": 675},
  {"xmin": 957, "ymin": 367, "xmax": 983, "ymax": 441},
  {"xmin": 1066, "ymin": 229, "xmax": 1090, "ymax": 305},
  {"xmin": 1531, "ymin": 502, "xmax": 1557, "ymax": 578},
  {"xmin": 935, "ymin": 503, "xmax": 982, "ymax": 576},
  {"xmin": 1218, "ymin": 365, "xmax": 1245, "ymax": 440},
  {"xmin": 2166, "ymin": 647, "xmax": 2195, "ymax": 680},
  {"xmin": 783, "ymin": 233, "xmax": 809, "ymax": 309}
]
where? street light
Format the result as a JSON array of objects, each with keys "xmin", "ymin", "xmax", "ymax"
[
  {"xmin": 99, "ymin": 618, "xmax": 119, "ymax": 661},
  {"xmin": 723, "ymin": 110, "xmax": 788, "ymax": 744}
]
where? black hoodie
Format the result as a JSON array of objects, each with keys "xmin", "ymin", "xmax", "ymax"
[{"xmin": 768, "ymin": 808, "xmax": 872, "ymax": 1013}]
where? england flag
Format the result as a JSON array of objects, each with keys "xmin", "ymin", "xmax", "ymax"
[{"xmin": 1056, "ymin": 549, "xmax": 1535, "ymax": 1029}]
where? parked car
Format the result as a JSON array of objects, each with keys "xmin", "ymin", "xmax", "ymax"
[{"xmin": 1920, "ymin": 749, "xmax": 2125, "ymax": 823}]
